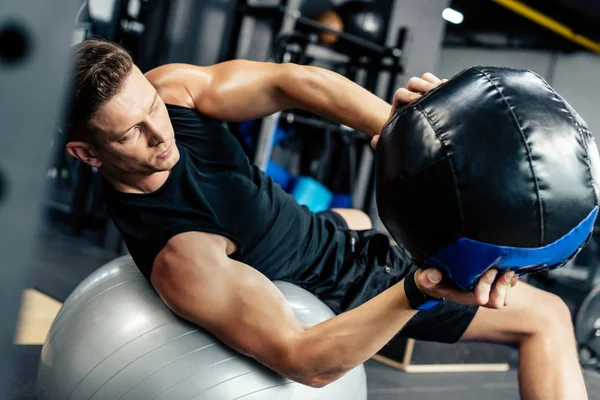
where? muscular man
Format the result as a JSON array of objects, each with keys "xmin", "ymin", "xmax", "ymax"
[{"xmin": 65, "ymin": 39, "xmax": 587, "ymax": 399}]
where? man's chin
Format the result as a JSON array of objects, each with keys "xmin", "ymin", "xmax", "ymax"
[{"xmin": 154, "ymin": 151, "xmax": 179, "ymax": 171}]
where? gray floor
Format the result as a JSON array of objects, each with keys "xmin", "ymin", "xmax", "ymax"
[
  {"xmin": 366, "ymin": 360, "xmax": 519, "ymax": 400},
  {"xmin": 11, "ymin": 216, "xmax": 600, "ymax": 399},
  {"xmin": 365, "ymin": 359, "xmax": 600, "ymax": 399}
]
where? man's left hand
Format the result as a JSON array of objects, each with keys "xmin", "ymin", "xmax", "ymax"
[{"xmin": 371, "ymin": 73, "xmax": 447, "ymax": 150}]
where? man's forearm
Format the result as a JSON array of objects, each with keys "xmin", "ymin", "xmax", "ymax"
[
  {"xmin": 288, "ymin": 280, "xmax": 416, "ymax": 387},
  {"xmin": 279, "ymin": 64, "xmax": 393, "ymax": 137}
]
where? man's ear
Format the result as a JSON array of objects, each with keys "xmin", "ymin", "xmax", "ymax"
[{"xmin": 65, "ymin": 141, "xmax": 103, "ymax": 168}]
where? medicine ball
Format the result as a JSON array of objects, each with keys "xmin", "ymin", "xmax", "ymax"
[
  {"xmin": 376, "ymin": 66, "xmax": 600, "ymax": 290},
  {"xmin": 335, "ymin": 1, "xmax": 386, "ymax": 50}
]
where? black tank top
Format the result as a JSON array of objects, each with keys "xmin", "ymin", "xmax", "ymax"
[{"xmin": 104, "ymin": 104, "xmax": 346, "ymax": 292}]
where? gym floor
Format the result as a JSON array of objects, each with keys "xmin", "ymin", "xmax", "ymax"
[{"xmin": 9, "ymin": 216, "xmax": 600, "ymax": 400}]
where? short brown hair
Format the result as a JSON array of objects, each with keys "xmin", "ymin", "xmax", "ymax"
[{"xmin": 65, "ymin": 39, "xmax": 133, "ymax": 143}]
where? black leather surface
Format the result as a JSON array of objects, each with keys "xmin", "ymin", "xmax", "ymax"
[{"xmin": 376, "ymin": 66, "xmax": 600, "ymax": 263}]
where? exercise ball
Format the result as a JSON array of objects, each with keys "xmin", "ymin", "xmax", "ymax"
[
  {"xmin": 312, "ymin": 10, "xmax": 343, "ymax": 45},
  {"xmin": 37, "ymin": 256, "xmax": 367, "ymax": 400},
  {"xmin": 336, "ymin": 1, "xmax": 386, "ymax": 45},
  {"xmin": 376, "ymin": 66, "xmax": 600, "ymax": 290}
]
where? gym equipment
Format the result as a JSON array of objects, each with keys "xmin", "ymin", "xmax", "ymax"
[
  {"xmin": 291, "ymin": 176, "xmax": 334, "ymax": 213},
  {"xmin": 374, "ymin": 336, "xmax": 512, "ymax": 374},
  {"xmin": 87, "ymin": 0, "xmax": 123, "ymax": 41},
  {"xmin": 376, "ymin": 66, "xmax": 600, "ymax": 292},
  {"xmin": 336, "ymin": 1, "xmax": 386, "ymax": 47},
  {"xmin": 330, "ymin": 193, "xmax": 353, "ymax": 209},
  {"xmin": 37, "ymin": 256, "xmax": 367, "ymax": 400},
  {"xmin": 312, "ymin": 10, "xmax": 343, "ymax": 45},
  {"xmin": 576, "ymin": 285, "xmax": 600, "ymax": 369},
  {"xmin": 230, "ymin": 0, "xmax": 405, "ymax": 215},
  {"xmin": 0, "ymin": 0, "xmax": 81, "ymax": 398},
  {"xmin": 266, "ymin": 160, "xmax": 294, "ymax": 191}
]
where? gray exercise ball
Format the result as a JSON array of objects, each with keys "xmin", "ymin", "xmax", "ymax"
[{"xmin": 37, "ymin": 256, "xmax": 367, "ymax": 400}]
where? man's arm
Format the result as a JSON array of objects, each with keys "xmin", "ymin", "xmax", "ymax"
[
  {"xmin": 152, "ymin": 231, "xmax": 515, "ymax": 388},
  {"xmin": 146, "ymin": 61, "xmax": 393, "ymax": 138},
  {"xmin": 151, "ymin": 230, "xmax": 419, "ymax": 388}
]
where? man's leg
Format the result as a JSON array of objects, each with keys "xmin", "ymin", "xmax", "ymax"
[
  {"xmin": 460, "ymin": 281, "xmax": 587, "ymax": 400},
  {"xmin": 329, "ymin": 208, "xmax": 373, "ymax": 231}
]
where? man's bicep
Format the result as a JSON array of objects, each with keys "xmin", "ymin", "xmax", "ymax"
[
  {"xmin": 150, "ymin": 231, "xmax": 230, "ymax": 318},
  {"xmin": 150, "ymin": 231, "xmax": 305, "ymax": 372}
]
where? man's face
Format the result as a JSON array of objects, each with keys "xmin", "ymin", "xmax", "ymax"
[{"xmin": 91, "ymin": 67, "xmax": 179, "ymax": 175}]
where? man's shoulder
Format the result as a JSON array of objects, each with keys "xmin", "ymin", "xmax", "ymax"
[{"xmin": 145, "ymin": 63, "xmax": 210, "ymax": 109}]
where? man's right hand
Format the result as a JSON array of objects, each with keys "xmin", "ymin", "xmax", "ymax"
[
  {"xmin": 415, "ymin": 268, "xmax": 520, "ymax": 309},
  {"xmin": 371, "ymin": 73, "xmax": 448, "ymax": 150}
]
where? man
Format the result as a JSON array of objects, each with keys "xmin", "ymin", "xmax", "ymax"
[{"xmin": 65, "ymin": 39, "xmax": 586, "ymax": 399}]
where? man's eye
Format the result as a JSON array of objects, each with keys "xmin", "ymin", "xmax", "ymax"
[{"xmin": 119, "ymin": 126, "xmax": 142, "ymax": 142}]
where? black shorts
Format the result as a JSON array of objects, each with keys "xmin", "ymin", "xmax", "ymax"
[{"xmin": 317, "ymin": 210, "xmax": 479, "ymax": 344}]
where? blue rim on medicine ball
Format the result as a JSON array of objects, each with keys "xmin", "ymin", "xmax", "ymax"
[{"xmin": 375, "ymin": 66, "xmax": 600, "ymax": 291}]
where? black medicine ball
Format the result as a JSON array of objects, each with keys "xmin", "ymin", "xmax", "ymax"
[{"xmin": 375, "ymin": 66, "xmax": 600, "ymax": 267}]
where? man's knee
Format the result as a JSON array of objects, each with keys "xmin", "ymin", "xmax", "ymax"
[
  {"xmin": 331, "ymin": 208, "xmax": 373, "ymax": 231},
  {"xmin": 522, "ymin": 289, "xmax": 574, "ymax": 339},
  {"xmin": 461, "ymin": 283, "xmax": 576, "ymax": 348}
]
